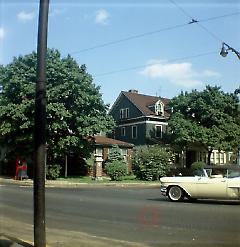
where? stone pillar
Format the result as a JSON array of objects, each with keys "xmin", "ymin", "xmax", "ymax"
[{"xmin": 93, "ymin": 153, "xmax": 103, "ymax": 180}]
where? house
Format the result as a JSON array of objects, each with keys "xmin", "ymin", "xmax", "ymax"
[
  {"xmin": 92, "ymin": 135, "xmax": 134, "ymax": 179},
  {"xmin": 109, "ymin": 89, "xmax": 237, "ymax": 168},
  {"xmin": 109, "ymin": 89, "xmax": 171, "ymax": 145}
]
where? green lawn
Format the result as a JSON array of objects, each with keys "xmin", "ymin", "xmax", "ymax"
[{"xmin": 57, "ymin": 175, "xmax": 160, "ymax": 184}]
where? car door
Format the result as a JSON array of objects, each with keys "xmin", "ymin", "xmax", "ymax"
[{"xmin": 195, "ymin": 176, "xmax": 228, "ymax": 199}]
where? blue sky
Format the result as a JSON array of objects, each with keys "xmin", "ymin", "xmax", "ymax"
[{"xmin": 0, "ymin": 0, "xmax": 240, "ymax": 105}]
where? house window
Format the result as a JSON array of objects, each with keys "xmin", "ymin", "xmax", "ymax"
[
  {"xmin": 155, "ymin": 125, "xmax": 162, "ymax": 138},
  {"xmin": 95, "ymin": 148, "xmax": 102, "ymax": 156},
  {"xmin": 120, "ymin": 148, "xmax": 128, "ymax": 164},
  {"xmin": 120, "ymin": 108, "xmax": 129, "ymax": 119},
  {"xmin": 121, "ymin": 127, "xmax": 126, "ymax": 137},
  {"xmin": 132, "ymin": 126, "xmax": 137, "ymax": 139},
  {"xmin": 155, "ymin": 101, "xmax": 164, "ymax": 116}
]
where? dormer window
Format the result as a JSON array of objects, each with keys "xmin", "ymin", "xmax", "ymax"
[{"xmin": 155, "ymin": 100, "xmax": 164, "ymax": 116}]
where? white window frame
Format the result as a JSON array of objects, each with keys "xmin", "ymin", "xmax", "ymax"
[
  {"xmin": 132, "ymin": 125, "xmax": 137, "ymax": 139},
  {"xmin": 120, "ymin": 108, "xmax": 129, "ymax": 119},
  {"xmin": 155, "ymin": 125, "xmax": 162, "ymax": 138},
  {"xmin": 155, "ymin": 101, "xmax": 164, "ymax": 116},
  {"xmin": 121, "ymin": 127, "xmax": 126, "ymax": 137}
]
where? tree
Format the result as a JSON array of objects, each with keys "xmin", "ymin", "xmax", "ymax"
[
  {"xmin": 0, "ymin": 49, "xmax": 114, "ymax": 161},
  {"xmin": 105, "ymin": 145, "xmax": 128, "ymax": 181},
  {"xmin": 168, "ymin": 85, "xmax": 240, "ymax": 165}
]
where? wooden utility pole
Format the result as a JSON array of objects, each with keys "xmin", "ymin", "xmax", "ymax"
[{"xmin": 34, "ymin": 0, "xmax": 49, "ymax": 246}]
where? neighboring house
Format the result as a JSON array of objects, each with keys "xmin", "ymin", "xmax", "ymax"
[
  {"xmin": 109, "ymin": 90, "xmax": 171, "ymax": 145},
  {"xmin": 93, "ymin": 135, "xmax": 134, "ymax": 178}
]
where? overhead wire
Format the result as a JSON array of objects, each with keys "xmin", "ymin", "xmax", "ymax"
[
  {"xmin": 75, "ymin": 5, "xmax": 239, "ymax": 78},
  {"xmin": 69, "ymin": 11, "xmax": 239, "ymax": 56},
  {"xmin": 93, "ymin": 50, "xmax": 217, "ymax": 78},
  {"xmin": 168, "ymin": 0, "xmax": 224, "ymax": 43}
]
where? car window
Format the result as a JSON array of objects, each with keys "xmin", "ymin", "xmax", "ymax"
[
  {"xmin": 227, "ymin": 169, "xmax": 240, "ymax": 178},
  {"xmin": 193, "ymin": 169, "xmax": 206, "ymax": 177},
  {"xmin": 205, "ymin": 169, "xmax": 212, "ymax": 177}
]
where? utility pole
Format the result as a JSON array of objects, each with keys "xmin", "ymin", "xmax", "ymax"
[{"xmin": 34, "ymin": 0, "xmax": 49, "ymax": 246}]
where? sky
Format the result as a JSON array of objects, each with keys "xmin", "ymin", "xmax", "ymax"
[{"xmin": 0, "ymin": 0, "xmax": 240, "ymax": 106}]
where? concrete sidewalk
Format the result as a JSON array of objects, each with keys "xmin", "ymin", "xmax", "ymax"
[
  {"xmin": 1, "ymin": 216, "xmax": 146, "ymax": 247},
  {"xmin": 0, "ymin": 176, "xmax": 160, "ymax": 188}
]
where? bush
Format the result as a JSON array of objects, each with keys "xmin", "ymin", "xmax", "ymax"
[
  {"xmin": 133, "ymin": 145, "xmax": 172, "ymax": 181},
  {"xmin": 46, "ymin": 164, "xmax": 61, "ymax": 180},
  {"xmin": 105, "ymin": 160, "xmax": 128, "ymax": 181},
  {"xmin": 191, "ymin": 161, "xmax": 206, "ymax": 170}
]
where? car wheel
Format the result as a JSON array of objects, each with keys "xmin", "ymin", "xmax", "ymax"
[{"xmin": 167, "ymin": 186, "xmax": 184, "ymax": 202}]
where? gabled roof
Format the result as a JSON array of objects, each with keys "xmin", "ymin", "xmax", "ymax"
[
  {"xmin": 109, "ymin": 90, "xmax": 171, "ymax": 117},
  {"xmin": 122, "ymin": 91, "xmax": 170, "ymax": 116}
]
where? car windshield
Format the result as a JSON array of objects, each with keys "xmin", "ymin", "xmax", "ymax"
[
  {"xmin": 227, "ymin": 169, "xmax": 240, "ymax": 178},
  {"xmin": 194, "ymin": 169, "xmax": 206, "ymax": 177}
]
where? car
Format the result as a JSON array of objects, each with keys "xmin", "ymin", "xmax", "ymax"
[{"xmin": 160, "ymin": 166, "xmax": 240, "ymax": 202}]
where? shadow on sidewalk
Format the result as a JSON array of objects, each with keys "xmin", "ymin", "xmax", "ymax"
[{"xmin": 0, "ymin": 233, "xmax": 33, "ymax": 247}]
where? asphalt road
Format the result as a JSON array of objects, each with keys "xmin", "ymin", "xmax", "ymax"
[{"xmin": 1, "ymin": 184, "xmax": 240, "ymax": 246}]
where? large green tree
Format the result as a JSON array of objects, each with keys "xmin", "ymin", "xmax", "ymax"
[
  {"xmin": 168, "ymin": 85, "xmax": 240, "ymax": 165},
  {"xmin": 0, "ymin": 49, "xmax": 114, "ymax": 160}
]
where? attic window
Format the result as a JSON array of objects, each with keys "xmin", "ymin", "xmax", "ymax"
[
  {"xmin": 120, "ymin": 108, "xmax": 129, "ymax": 119},
  {"xmin": 155, "ymin": 101, "xmax": 164, "ymax": 116}
]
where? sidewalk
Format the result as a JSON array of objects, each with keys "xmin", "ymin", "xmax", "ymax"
[
  {"xmin": 1, "ymin": 216, "xmax": 146, "ymax": 247},
  {"xmin": 0, "ymin": 176, "xmax": 160, "ymax": 188}
]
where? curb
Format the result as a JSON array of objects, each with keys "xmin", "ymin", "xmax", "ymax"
[{"xmin": 0, "ymin": 177, "xmax": 160, "ymax": 188}]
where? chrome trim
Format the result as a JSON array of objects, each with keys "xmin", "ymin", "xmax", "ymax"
[{"xmin": 160, "ymin": 186, "xmax": 167, "ymax": 196}]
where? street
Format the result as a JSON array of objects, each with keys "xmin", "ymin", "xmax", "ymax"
[{"xmin": 1, "ymin": 183, "xmax": 240, "ymax": 246}]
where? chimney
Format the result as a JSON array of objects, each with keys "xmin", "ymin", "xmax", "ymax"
[{"xmin": 128, "ymin": 89, "xmax": 138, "ymax": 94}]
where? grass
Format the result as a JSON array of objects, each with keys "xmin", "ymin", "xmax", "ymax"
[{"xmin": 56, "ymin": 175, "xmax": 160, "ymax": 184}]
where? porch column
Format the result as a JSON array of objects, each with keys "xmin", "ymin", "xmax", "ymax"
[{"xmin": 93, "ymin": 153, "xmax": 103, "ymax": 180}]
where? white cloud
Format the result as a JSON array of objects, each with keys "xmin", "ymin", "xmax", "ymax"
[
  {"xmin": 0, "ymin": 27, "xmax": 5, "ymax": 40},
  {"xmin": 17, "ymin": 11, "xmax": 35, "ymax": 22},
  {"xmin": 95, "ymin": 9, "xmax": 109, "ymax": 25},
  {"xmin": 140, "ymin": 60, "xmax": 220, "ymax": 88},
  {"xmin": 202, "ymin": 69, "xmax": 221, "ymax": 77},
  {"xmin": 49, "ymin": 7, "xmax": 64, "ymax": 18}
]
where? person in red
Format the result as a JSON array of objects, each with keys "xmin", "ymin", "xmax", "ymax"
[{"xmin": 15, "ymin": 156, "xmax": 21, "ymax": 180}]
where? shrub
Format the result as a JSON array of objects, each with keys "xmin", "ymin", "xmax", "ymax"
[
  {"xmin": 46, "ymin": 164, "xmax": 61, "ymax": 180},
  {"xmin": 190, "ymin": 161, "xmax": 206, "ymax": 176},
  {"xmin": 191, "ymin": 161, "xmax": 206, "ymax": 170},
  {"xmin": 105, "ymin": 160, "xmax": 128, "ymax": 181},
  {"xmin": 133, "ymin": 145, "xmax": 172, "ymax": 181}
]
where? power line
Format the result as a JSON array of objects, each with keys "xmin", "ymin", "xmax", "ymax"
[
  {"xmin": 70, "ymin": 23, "xmax": 188, "ymax": 55},
  {"xmin": 168, "ymin": 0, "xmax": 224, "ymax": 42},
  {"xmin": 93, "ymin": 50, "xmax": 217, "ymax": 77},
  {"xmin": 69, "ymin": 11, "xmax": 240, "ymax": 56}
]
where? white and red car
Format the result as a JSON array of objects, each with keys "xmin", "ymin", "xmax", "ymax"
[{"xmin": 160, "ymin": 166, "xmax": 240, "ymax": 202}]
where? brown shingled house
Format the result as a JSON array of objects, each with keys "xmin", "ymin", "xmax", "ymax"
[
  {"xmin": 92, "ymin": 136, "xmax": 134, "ymax": 178},
  {"xmin": 109, "ymin": 90, "xmax": 171, "ymax": 145}
]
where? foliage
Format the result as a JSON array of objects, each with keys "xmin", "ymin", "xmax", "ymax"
[
  {"xmin": 46, "ymin": 164, "xmax": 62, "ymax": 180},
  {"xmin": 104, "ymin": 145, "xmax": 128, "ymax": 181},
  {"xmin": 133, "ymin": 145, "xmax": 173, "ymax": 181},
  {"xmin": 85, "ymin": 153, "xmax": 94, "ymax": 168},
  {"xmin": 191, "ymin": 161, "xmax": 206, "ymax": 170},
  {"xmin": 168, "ymin": 86, "xmax": 240, "ymax": 164},
  {"xmin": 0, "ymin": 49, "xmax": 115, "ymax": 160},
  {"xmin": 107, "ymin": 144, "xmax": 125, "ymax": 163},
  {"xmin": 105, "ymin": 160, "xmax": 128, "ymax": 181}
]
